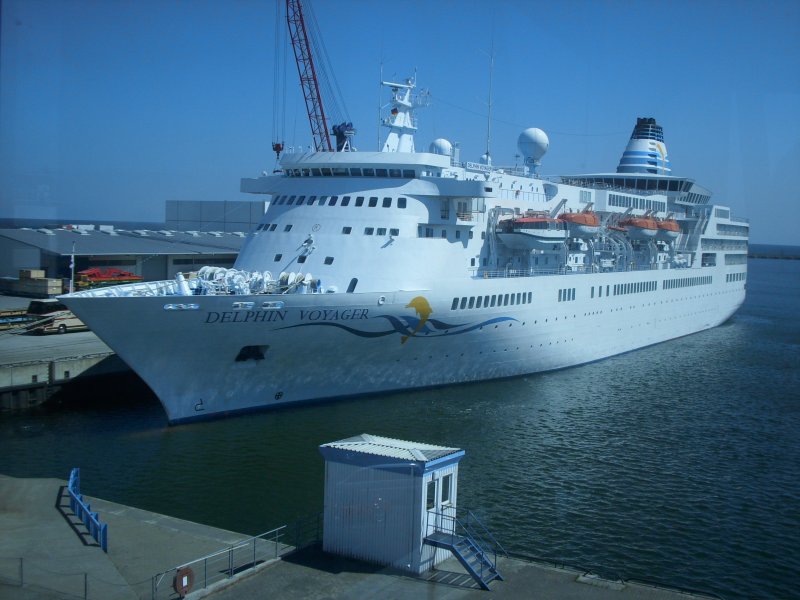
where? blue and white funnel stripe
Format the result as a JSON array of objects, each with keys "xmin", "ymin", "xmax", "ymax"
[{"xmin": 616, "ymin": 117, "xmax": 671, "ymax": 175}]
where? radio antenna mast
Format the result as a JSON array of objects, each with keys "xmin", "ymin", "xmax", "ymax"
[{"xmin": 483, "ymin": 43, "xmax": 494, "ymax": 166}]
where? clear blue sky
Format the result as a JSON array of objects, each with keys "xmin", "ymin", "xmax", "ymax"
[{"xmin": 2, "ymin": 0, "xmax": 799, "ymax": 245}]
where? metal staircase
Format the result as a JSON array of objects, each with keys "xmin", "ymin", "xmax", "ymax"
[{"xmin": 424, "ymin": 509, "xmax": 506, "ymax": 590}]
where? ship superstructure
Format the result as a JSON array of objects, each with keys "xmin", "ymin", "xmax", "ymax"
[{"xmin": 61, "ymin": 78, "xmax": 748, "ymax": 423}]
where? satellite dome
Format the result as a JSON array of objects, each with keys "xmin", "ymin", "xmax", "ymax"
[
  {"xmin": 429, "ymin": 138, "xmax": 453, "ymax": 156},
  {"xmin": 518, "ymin": 128, "xmax": 549, "ymax": 163}
]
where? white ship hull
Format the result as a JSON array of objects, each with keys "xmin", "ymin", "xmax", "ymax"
[
  {"xmin": 64, "ymin": 265, "xmax": 745, "ymax": 423},
  {"xmin": 61, "ymin": 83, "xmax": 749, "ymax": 424}
]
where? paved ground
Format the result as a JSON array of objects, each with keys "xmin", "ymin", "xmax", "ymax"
[
  {"xmin": 0, "ymin": 331, "xmax": 112, "ymax": 366},
  {"xmin": 0, "ymin": 474, "xmax": 252, "ymax": 600},
  {"xmin": 0, "ymin": 474, "xmax": 722, "ymax": 600}
]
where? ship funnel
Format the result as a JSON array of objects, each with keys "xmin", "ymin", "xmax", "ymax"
[{"xmin": 616, "ymin": 117, "xmax": 671, "ymax": 175}]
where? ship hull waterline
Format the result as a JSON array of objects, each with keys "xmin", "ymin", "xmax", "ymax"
[{"xmin": 63, "ymin": 267, "xmax": 746, "ymax": 424}]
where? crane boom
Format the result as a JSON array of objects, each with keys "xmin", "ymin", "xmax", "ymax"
[{"xmin": 286, "ymin": 0, "xmax": 332, "ymax": 152}]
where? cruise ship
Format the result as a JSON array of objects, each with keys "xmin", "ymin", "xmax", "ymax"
[{"xmin": 61, "ymin": 79, "xmax": 748, "ymax": 423}]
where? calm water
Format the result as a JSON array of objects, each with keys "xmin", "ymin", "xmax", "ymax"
[{"xmin": 2, "ymin": 258, "xmax": 799, "ymax": 599}]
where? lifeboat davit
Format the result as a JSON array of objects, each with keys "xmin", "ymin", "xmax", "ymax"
[
  {"xmin": 656, "ymin": 219, "xmax": 680, "ymax": 241},
  {"xmin": 497, "ymin": 212, "xmax": 567, "ymax": 249},
  {"xmin": 557, "ymin": 211, "xmax": 600, "ymax": 238},
  {"xmin": 619, "ymin": 216, "xmax": 659, "ymax": 240}
]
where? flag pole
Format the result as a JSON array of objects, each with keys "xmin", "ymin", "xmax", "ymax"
[{"xmin": 70, "ymin": 242, "xmax": 75, "ymax": 293}]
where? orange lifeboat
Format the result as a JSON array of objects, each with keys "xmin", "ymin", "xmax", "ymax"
[
  {"xmin": 656, "ymin": 219, "xmax": 680, "ymax": 241},
  {"xmin": 557, "ymin": 211, "xmax": 600, "ymax": 238},
  {"xmin": 619, "ymin": 216, "xmax": 659, "ymax": 240},
  {"xmin": 497, "ymin": 212, "xmax": 567, "ymax": 249}
]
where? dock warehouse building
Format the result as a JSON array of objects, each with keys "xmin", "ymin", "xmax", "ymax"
[{"xmin": 0, "ymin": 226, "xmax": 246, "ymax": 282}]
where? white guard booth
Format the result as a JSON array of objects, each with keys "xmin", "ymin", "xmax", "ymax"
[{"xmin": 319, "ymin": 433, "xmax": 465, "ymax": 574}]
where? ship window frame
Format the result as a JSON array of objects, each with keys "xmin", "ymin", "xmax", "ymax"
[
  {"xmin": 376, "ymin": 168, "xmax": 388, "ymax": 177},
  {"xmin": 341, "ymin": 196, "xmax": 351, "ymax": 206},
  {"xmin": 468, "ymin": 297, "xmax": 475, "ymax": 309},
  {"xmin": 324, "ymin": 257, "xmax": 334, "ymax": 265},
  {"xmin": 296, "ymin": 196, "xmax": 306, "ymax": 205},
  {"xmin": 377, "ymin": 227, "xmax": 387, "ymax": 236},
  {"xmin": 383, "ymin": 197, "xmax": 392, "ymax": 207},
  {"xmin": 460, "ymin": 297, "xmax": 467, "ymax": 310},
  {"xmin": 364, "ymin": 227, "xmax": 374, "ymax": 235},
  {"xmin": 328, "ymin": 196, "xmax": 338, "ymax": 206},
  {"xmin": 321, "ymin": 167, "xmax": 332, "ymax": 176},
  {"xmin": 311, "ymin": 168, "xmax": 322, "ymax": 176},
  {"xmin": 297, "ymin": 255, "xmax": 307, "ymax": 264},
  {"xmin": 476, "ymin": 296, "xmax": 483, "ymax": 308},
  {"xmin": 398, "ymin": 197, "xmax": 407, "ymax": 208},
  {"xmin": 342, "ymin": 226, "xmax": 352, "ymax": 234},
  {"xmin": 287, "ymin": 196, "xmax": 296, "ymax": 205},
  {"xmin": 363, "ymin": 167, "xmax": 375, "ymax": 176},
  {"xmin": 451, "ymin": 298, "xmax": 459, "ymax": 310},
  {"xmin": 368, "ymin": 197, "xmax": 378, "ymax": 207},
  {"xmin": 389, "ymin": 168, "xmax": 401, "ymax": 177},
  {"xmin": 403, "ymin": 169, "xmax": 415, "ymax": 178},
  {"xmin": 490, "ymin": 295, "xmax": 497, "ymax": 307},
  {"xmin": 269, "ymin": 224, "xmax": 277, "ymax": 231},
  {"xmin": 350, "ymin": 168, "xmax": 362, "ymax": 176},
  {"xmin": 284, "ymin": 224, "xmax": 292, "ymax": 232},
  {"xmin": 273, "ymin": 253, "xmax": 282, "ymax": 261},
  {"xmin": 389, "ymin": 228, "xmax": 399, "ymax": 236}
]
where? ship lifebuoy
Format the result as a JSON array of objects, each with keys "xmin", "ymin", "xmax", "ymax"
[{"xmin": 173, "ymin": 566, "xmax": 194, "ymax": 598}]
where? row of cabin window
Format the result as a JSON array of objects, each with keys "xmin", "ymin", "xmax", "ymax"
[
  {"xmin": 608, "ymin": 193, "xmax": 667, "ymax": 213},
  {"xmin": 726, "ymin": 272, "xmax": 746, "ymax": 282},
  {"xmin": 272, "ymin": 253, "xmax": 335, "ymax": 265},
  {"xmin": 664, "ymin": 275, "xmax": 713, "ymax": 289},
  {"xmin": 258, "ymin": 223, "xmax": 401, "ymax": 237},
  {"xmin": 342, "ymin": 226, "xmax": 399, "ymax": 236},
  {"xmin": 451, "ymin": 291, "xmax": 533, "ymax": 311},
  {"xmin": 558, "ymin": 288, "xmax": 576, "ymax": 302},
  {"xmin": 613, "ymin": 281, "xmax": 657, "ymax": 296},
  {"xmin": 421, "ymin": 227, "xmax": 474, "ymax": 239},
  {"xmin": 271, "ymin": 194, "xmax": 408, "ymax": 208},
  {"xmin": 285, "ymin": 166, "xmax": 417, "ymax": 178}
]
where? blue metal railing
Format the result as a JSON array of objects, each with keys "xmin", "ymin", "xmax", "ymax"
[
  {"xmin": 426, "ymin": 507, "xmax": 507, "ymax": 583},
  {"xmin": 67, "ymin": 468, "xmax": 108, "ymax": 552}
]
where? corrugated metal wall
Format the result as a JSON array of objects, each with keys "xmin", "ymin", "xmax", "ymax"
[
  {"xmin": 323, "ymin": 460, "xmax": 420, "ymax": 570},
  {"xmin": 323, "ymin": 459, "xmax": 461, "ymax": 574}
]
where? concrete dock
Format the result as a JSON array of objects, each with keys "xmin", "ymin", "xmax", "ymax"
[
  {"xmin": 0, "ymin": 295, "xmax": 128, "ymax": 410},
  {"xmin": 0, "ymin": 474, "xmax": 722, "ymax": 600}
]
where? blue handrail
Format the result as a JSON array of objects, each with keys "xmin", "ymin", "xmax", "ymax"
[{"xmin": 67, "ymin": 468, "xmax": 108, "ymax": 552}]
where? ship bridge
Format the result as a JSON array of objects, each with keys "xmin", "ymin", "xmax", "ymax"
[{"xmin": 559, "ymin": 174, "xmax": 712, "ymax": 206}]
